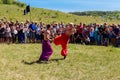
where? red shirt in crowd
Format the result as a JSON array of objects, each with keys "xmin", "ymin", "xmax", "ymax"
[{"xmin": 77, "ymin": 24, "xmax": 83, "ymax": 34}]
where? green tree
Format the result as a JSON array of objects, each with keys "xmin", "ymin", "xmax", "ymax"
[
  {"xmin": 3, "ymin": 0, "xmax": 14, "ymax": 4},
  {"xmin": 0, "ymin": 0, "xmax": 3, "ymax": 4}
]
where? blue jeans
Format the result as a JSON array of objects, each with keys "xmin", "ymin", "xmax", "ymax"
[
  {"xmin": 24, "ymin": 32, "xmax": 28, "ymax": 43},
  {"xmin": 97, "ymin": 35, "xmax": 102, "ymax": 45},
  {"xmin": 18, "ymin": 33, "xmax": 24, "ymax": 43},
  {"xmin": 36, "ymin": 34, "xmax": 41, "ymax": 41}
]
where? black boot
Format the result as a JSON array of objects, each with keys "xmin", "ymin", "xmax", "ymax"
[{"xmin": 64, "ymin": 56, "xmax": 66, "ymax": 59}]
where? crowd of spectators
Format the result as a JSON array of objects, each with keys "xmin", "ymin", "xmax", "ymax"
[{"xmin": 0, "ymin": 19, "xmax": 120, "ymax": 47}]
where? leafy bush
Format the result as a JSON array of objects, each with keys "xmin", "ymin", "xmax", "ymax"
[
  {"xmin": 0, "ymin": 0, "xmax": 26, "ymax": 7},
  {"xmin": 3, "ymin": 0, "xmax": 14, "ymax": 4},
  {"xmin": 13, "ymin": 1, "xmax": 26, "ymax": 7},
  {"xmin": 0, "ymin": 0, "xmax": 3, "ymax": 4}
]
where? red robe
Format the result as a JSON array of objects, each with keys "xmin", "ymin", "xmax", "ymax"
[{"xmin": 54, "ymin": 33, "xmax": 70, "ymax": 56}]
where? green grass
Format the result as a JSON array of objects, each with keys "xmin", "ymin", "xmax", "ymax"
[
  {"xmin": 1, "ymin": 4, "xmax": 120, "ymax": 24},
  {"xmin": 0, "ymin": 44, "xmax": 120, "ymax": 80}
]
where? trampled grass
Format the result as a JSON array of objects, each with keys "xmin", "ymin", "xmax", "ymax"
[{"xmin": 0, "ymin": 43, "xmax": 120, "ymax": 80}]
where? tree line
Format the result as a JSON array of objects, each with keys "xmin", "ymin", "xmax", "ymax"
[
  {"xmin": 70, "ymin": 11, "xmax": 120, "ymax": 20},
  {"xmin": 0, "ymin": 0, "xmax": 26, "ymax": 7}
]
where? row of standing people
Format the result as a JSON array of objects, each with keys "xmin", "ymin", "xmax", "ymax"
[
  {"xmin": 0, "ymin": 20, "xmax": 73, "ymax": 44},
  {"xmin": 70, "ymin": 23, "xmax": 120, "ymax": 47},
  {"xmin": 0, "ymin": 21, "xmax": 44, "ymax": 44},
  {"xmin": 0, "ymin": 20, "xmax": 120, "ymax": 46}
]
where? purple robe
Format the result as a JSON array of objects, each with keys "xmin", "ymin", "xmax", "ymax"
[{"xmin": 39, "ymin": 40, "xmax": 53, "ymax": 61}]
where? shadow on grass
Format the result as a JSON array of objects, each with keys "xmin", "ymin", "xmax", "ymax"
[
  {"xmin": 49, "ymin": 58, "xmax": 65, "ymax": 61},
  {"xmin": 22, "ymin": 58, "xmax": 65, "ymax": 65},
  {"xmin": 21, "ymin": 60, "xmax": 37, "ymax": 65}
]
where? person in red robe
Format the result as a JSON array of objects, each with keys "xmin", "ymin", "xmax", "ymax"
[{"xmin": 54, "ymin": 23, "xmax": 75, "ymax": 59}]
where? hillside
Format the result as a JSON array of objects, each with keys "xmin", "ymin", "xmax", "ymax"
[
  {"xmin": 0, "ymin": 4, "xmax": 107, "ymax": 24},
  {"xmin": 0, "ymin": 4, "xmax": 120, "ymax": 24}
]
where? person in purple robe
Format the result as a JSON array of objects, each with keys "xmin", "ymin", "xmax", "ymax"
[{"xmin": 37, "ymin": 24, "xmax": 53, "ymax": 63}]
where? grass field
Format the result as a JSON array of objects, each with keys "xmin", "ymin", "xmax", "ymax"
[
  {"xmin": 1, "ymin": 4, "xmax": 120, "ymax": 24},
  {"xmin": 0, "ymin": 43, "xmax": 120, "ymax": 80}
]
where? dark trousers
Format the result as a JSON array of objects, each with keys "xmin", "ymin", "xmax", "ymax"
[{"xmin": 18, "ymin": 33, "xmax": 24, "ymax": 43}]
